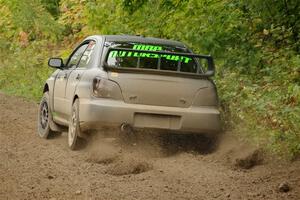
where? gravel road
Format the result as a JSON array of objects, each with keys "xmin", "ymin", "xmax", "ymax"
[{"xmin": 0, "ymin": 93, "xmax": 299, "ymax": 200}]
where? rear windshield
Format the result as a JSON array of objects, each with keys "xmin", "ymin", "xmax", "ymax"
[{"xmin": 105, "ymin": 42, "xmax": 201, "ymax": 74}]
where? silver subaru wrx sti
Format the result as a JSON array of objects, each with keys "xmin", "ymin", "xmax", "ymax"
[{"xmin": 37, "ymin": 35, "xmax": 221, "ymax": 150}]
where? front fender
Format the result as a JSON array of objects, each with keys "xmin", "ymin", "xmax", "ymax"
[{"xmin": 45, "ymin": 69, "xmax": 59, "ymax": 112}]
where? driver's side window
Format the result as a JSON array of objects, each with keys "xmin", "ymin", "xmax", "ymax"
[{"xmin": 66, "ymin": 44, "xmax": 88, "ymax": 68}]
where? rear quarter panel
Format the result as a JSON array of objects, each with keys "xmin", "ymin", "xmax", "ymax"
[{"xmin": 74, "ymin": 68, "xmax": 108, "ymax": 101}]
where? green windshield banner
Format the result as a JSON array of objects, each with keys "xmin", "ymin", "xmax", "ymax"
[{"xmin": 108, "ymin": 44, "xmax": 193, "ymax": 64}]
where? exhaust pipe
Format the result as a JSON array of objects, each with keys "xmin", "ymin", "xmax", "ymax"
[{"xmin": 120, "ymin": 123, "xmax": 133, "ymax": 133}]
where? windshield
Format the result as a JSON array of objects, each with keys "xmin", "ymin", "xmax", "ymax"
[{"xmin": 105, "ymin": 42, "xmax": 202, "ymax": 74}]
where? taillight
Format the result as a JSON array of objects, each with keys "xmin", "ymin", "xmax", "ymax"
[
  {"xmin": 92, "ymin": 77, "xmax": 123, "ymax": 99},
  {"xmin": 192, "ymin": 86, "xmax": 218, "ymax": 106}
]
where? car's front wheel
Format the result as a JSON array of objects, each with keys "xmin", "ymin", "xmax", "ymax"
[
  {"xmin": 37, "ymin": 92, "xmax": 55, "ymax": 138},
  {"xmin": 68, "ymin": 99, "xmax": 84, "ymax": 150}
]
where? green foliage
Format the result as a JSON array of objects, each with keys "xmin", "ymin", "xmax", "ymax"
[
  {"xmin": 0, "ymin": 0, "xmax": 299, "ymax": 158},
  {"xmin": 59, "ymin": 0, "xmax": 90, "ymax": 37},
  {"xmin": 0, "ymin": 0, "xmax": 63, "ymax": 55},
  {"xmin": 122, "ymin": 0, "xmax": 148, "ymax": 14},
  {"xmin": 41, "ymin": 0, "xmax": 61, "ymax": 19},
  {"xmin": 0, "ymin": 41, "xmax": 56, "ymax": 100},
  {"xmin": 0, "ymin": 0, "xmax": 63, "ymax": 99},
  {"xmin": 245, "ymin": 0, "xmax": 300, "ymax": 51}
]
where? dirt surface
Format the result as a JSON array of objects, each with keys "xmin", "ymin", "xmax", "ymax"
[{"xmin": 1, "ymin": 92, "xmax": 300, "ymax": 200}]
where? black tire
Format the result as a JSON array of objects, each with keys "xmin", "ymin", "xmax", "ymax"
[
  {"xmin": 68, "ymin": 99, "xmax": 84, "ymax": 150},
  {"xmin": 37, "ymin": 92, "xmax": 55, "ymax": 138}
]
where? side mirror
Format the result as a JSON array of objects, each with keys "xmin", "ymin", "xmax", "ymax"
[{"xmin": 48, "ymin": 58, "xmax": 64, "ymax": 69}]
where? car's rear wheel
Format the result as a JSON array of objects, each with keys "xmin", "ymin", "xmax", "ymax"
[
  {"xmin": 37, "ymin": 92, "xmax": 56, "ymax": 138},
  {"xmin": 68, "ymin": 99, "xmax": 84, "ymax": 150}
]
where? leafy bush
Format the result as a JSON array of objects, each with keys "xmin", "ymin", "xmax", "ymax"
[{"xmin": 0, "ymin": 41, "xmax": 57, "ymax": 100}]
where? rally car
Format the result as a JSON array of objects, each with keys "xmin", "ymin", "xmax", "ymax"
[{"xmin": 37, "ymin": 35, "xmax": 221, "ymax": 150}]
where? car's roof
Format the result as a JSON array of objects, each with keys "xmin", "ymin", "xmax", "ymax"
[{"xmin": 100, "ymin": 35, "xmax": 186, "ymax": 48}]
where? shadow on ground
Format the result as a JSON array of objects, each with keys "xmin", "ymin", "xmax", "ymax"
[{"xmin": 115, "ymin": 129, "xmax": 220, "ymax": 157}]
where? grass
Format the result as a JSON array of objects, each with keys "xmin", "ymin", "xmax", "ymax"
[
  {"xmin": 217, "ymin": 67, "xmax": 300, "ymax": 160},
  {"xmin": 0, "ymin": 42, "xmax": 66, "ymax": 101}
]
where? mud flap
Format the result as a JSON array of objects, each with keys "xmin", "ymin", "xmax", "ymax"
[{"xmin": 49, "ymin": 117, "xmax": 67, "ymax": 132}]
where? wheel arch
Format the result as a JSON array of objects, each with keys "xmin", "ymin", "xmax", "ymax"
[
  {"xmin": 71, "ymin": 94, "xmax": 86, "ymax": 138},
  {"xmin": 43, "ymin": 83, "xmax": 49, "ymax": 93},
  {"xmin": 72, "ymin": 94, "xmax": 79, "ymax": 104}
]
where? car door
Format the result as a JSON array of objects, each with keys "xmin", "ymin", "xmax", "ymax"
[
  {"xmin": 64, "ymin": 41, "xmax": 97, "ymax": 116},
  {"xmin": 53, "ymin": 43, "xmax": 88, "ymax": 119}
]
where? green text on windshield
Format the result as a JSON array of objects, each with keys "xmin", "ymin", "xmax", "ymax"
[{"xmin": 108, "ymin": 44, "xmax": 193, "ymax": 64}]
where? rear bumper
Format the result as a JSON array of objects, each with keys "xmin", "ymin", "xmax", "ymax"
[{"xmin": 79, "ymin": 98, "xmax": 221, "ymax": 134}]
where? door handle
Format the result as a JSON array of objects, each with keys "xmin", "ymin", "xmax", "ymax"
[
  {"xmin": 179, "ymin": 98, "xmax": 187, "ymax": 104},
  {"xmin": 63, "ymin": 73, "xmax": 67, "ymax": 79},
  {"xmin": 75, "ymin": 74, "xmax": 81, "ymax": 80},
  {"xmin": 129, "ymin": 95, "xmax": 137, "ymax": 100}
]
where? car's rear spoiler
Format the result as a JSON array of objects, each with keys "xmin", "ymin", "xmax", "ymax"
[{"xmin": 103, "ymin": 47, "xmax": 215, "ymax": 77}]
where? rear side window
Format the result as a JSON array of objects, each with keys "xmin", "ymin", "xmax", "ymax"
[
  {"xmin": 66, "ymin": 44, "xmax": 88, "ymax": 68},
  {"xmin": 106, "ymin": 43, "xmax": 199, "ymax": 73},
  {"xmin": 78, "ymin": 41, "xmax": 96, "ymax": 68}
]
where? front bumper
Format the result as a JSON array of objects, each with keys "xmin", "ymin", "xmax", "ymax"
[{"xmin": 79, "ymin": 98, "xmax": 221, "ymax": 134}]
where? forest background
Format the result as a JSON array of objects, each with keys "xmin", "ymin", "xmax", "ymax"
[{"xmin": 0, "ymin": 0, "xmax": 299, "ymax": 159}]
